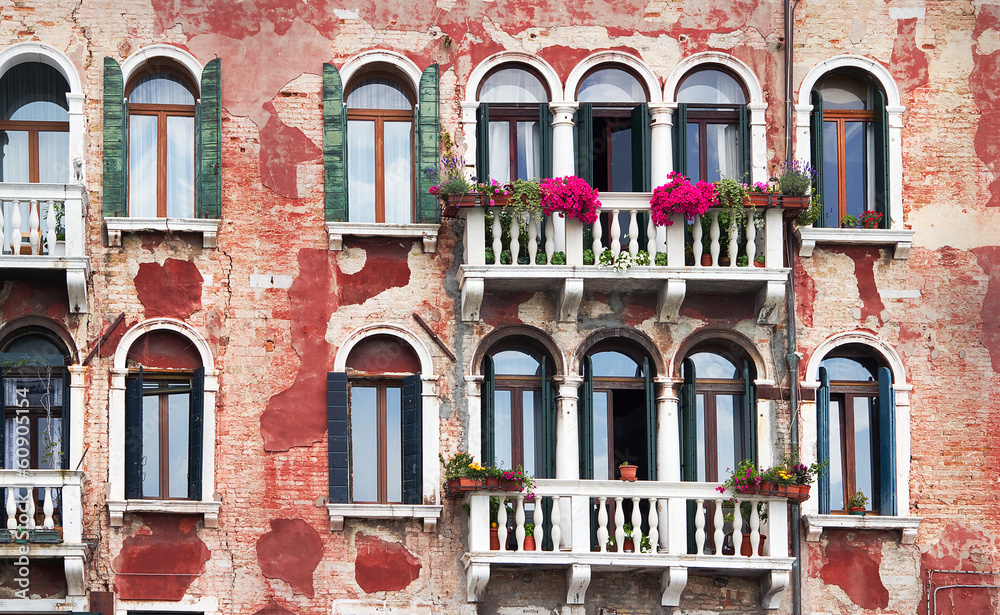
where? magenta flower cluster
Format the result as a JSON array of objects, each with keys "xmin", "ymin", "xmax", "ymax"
[
  {"xmin": 649, "ymin": 172, "xmax": 717, "ymax": 226},
  {"xmin": 540, "ymin": 175, "xmax": 602, "ymax": 224}
]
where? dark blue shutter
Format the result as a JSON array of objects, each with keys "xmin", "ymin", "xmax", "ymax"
[
  {"xmin": 673, "ymin": 103, "xmax": 688, "ymax": 175},
  {"xmin": 415, "ymin": 64, "xmax": 440, "ymax": 224},
  {"xmin": 540, "ymin": 357, "xmax": 555, "ymax": 479},
  {"xmin": 743, "ymin": 361, "xmax": 756, "ymax": 465},
  {"xmin": 62, "ymin": 368, "xmax": 70, "ymax": 470},
  {"xmin": 810, "ymin": 91, "xmax": 826, "ymax": 227},
  {"xmin": 196, "ymin": 58, "xmax": 222, "ymax": 220},
  {"xmin": 124, "ymin": 369, "xmax": 143, "ymax": 499},
  {"xmin": 873, "ymin": 89, "xmax": 889, "ymax": 227},
  {"xmin": 402, "ymin": 374, "xmax": 422, "ymax": 505},
  {"xmin": 574, "ymin": 104, "xmax": 594, "ymax": 185},
  {"xmin": 737, "ymin": 104, "xmax": 750, "ymax": 181},
  {"xmin": 877, "ymin": 366, "xmax": 896, "ymax": 515},
  {"xmin": 578, "ymin": 356, "xmax": 594, "ymax": 480},
  {"xmin": 327, "ymin": 372, "xmax": 350, "ymax": 503},
  {"xmin": 644, "ymin": 356, "xmax": 656, "ymax": 480},
  {"xmin": 188, "ymin": 367, "xmax": 204, "ymax": 500},
  {"xmin": 481, "ymin": 356, "xmax": 495, "ymax": 466},
  {"xmin": 102, "ymin": 57, "xmax": 126, "ymax": 218},
  {"xmin": 680, "ymin": 358, "xmax": 697, "ymax": 481},
  {"xmin": 323, "ymin": 64, "xmax": 347, "ymax": 222},
  {"xmin": 631, "ymin": 103, "xmax": 651, "ymax": 191},
  {"xmin": 539, "ymin": 103, "xmax": 553, "ymax": 180},
  {"xmin": 476, "ymin": 103, "xmax": 490, "ymax": 182},
  {"xmin": 817, "ymin": 366, "xmax": 831, "ymax": 514}
]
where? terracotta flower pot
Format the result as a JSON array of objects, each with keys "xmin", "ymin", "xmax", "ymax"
[
  {"xmin": 490, "ymin": 528, "xmax": 500, "ymax": 550},
  {"xmin": 740, "ymin": 533, "xmax": 767, "ymax": 557},
  {"xmin": 623, "ymin": 538, "xmax": 635, "ymax": 553},
  {"xmin": 619, "ymin": 464, "xmax": 638, "ymax": 481},
  {"xmin": 849, "ymin": 507, "xmax": 867, "ymax": 516},
  {"xmin": 523, "ymin": 536, "xmax": 536, "ymax": 551},
  {"xmin": 701, "ymin": 254, "xmax": 713, "ymax": 267}
]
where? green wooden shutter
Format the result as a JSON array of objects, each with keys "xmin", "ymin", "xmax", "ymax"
[
  {"xmin": 817, "ymin": 366, "xmax": 831, "ymax": 514},
  {"xmin": 124, "ymin": 369, "xmax": 143, "ymax": 499},
  {"xmin": 187, "ymin": 367, "xmax": 205, "ymax": 500},
  {"xmin": 810, "ymin": 91, "xmax": 825, "ymax": 226},
  {"xmin": 476, "ymin": 103, "xmax": 490, "ymax": 182},
  {"xmin": 539, "ymin": 103, "xmax": 553, "ymax": 179},
  {"xmin": 742, "ymin": 360, "xmax": 756, "ymax": 465},
  {"xmin": 327, "ymin": 372, "xmax": 350, "ymax": 503},
  {"xmin": 103, "ymin": 57, "xmax": 126, "ymax": 218},
  {"xmin": 644, "ymin": 356, "xmax": 657, "ymax": 480},
  {"xmin": 737, "ymin": 103, "xmax": 750, "ymax": 181},
  {"xmin": 62, "ymin": 368, "xmax": 71, "ymax": 470},
  {"xmin": 402, "ymin": 374, "xmax": 423, "ymax": 504},
  {"xmin": 631, "ymin": 103, "xmax": 651, "ymax": 191},
  {"xmin": 873, "ymin": 89, "xmax": 889, "ymax": 227},
  {"xmin": 323, "ymin": 64, "xmax": 348, "ymax": 222},
  {"xmin": 481, "ymin": 355, "xmax": 495, "ymax": 466},
  {"xmin": 415, "ymin": 64, "xmax": 440, "ymax": 224},
  {"xmin": 540, "ymin": 357, "xmax": 555, "ymax": 479},
  {"xmin": 877, "ymin": 366, "xmax": 896, "ymax": 515},
  {"xmin": 195, "ymin": 59, "xmax": 222, "ymax": 219},
  {"xmin": 578, "ymin": 356, "xmax": 594, "ymax": 480},
  {"xmin": 680, "ymin": 358, "xmax": 697, "ymax": 481},
  {"xmin": 673, "ymin": 103, "xmax": 688, "ymax": 175},
  {"xmin": 574, "ymin": 104, "xmax": 594, "ymax": 185}
]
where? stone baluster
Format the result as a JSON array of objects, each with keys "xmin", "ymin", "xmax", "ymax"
[
  {"xmin": 46, "ymin": 201, "xmax": 57, "ymax": 255},
  {"xmin": 43, "ymin": 488, "xmax": 55, "ymax": 529},
  {"xmin": 749, "ymin": 499, "xmax": 761, "ymax": 557},
  {"xmin": 549, "ymin": 495, "xmax": 561, "ymax": 551},
  {"xmin": 745, "ymin": 209, "xmax": 757, "ymax": 265},
  {"xmin": 10, "ymin": 201, "xmax": 22, "ymax": 255},
  {"xmin": 630, "ymin": 497, "xmax": 642, "ymax": 551},
  {"xmin": 597, "ymin": 496, "xmax": 609, "ymax": 552},
  {"xmin": 713, "ymin": 498, "xmax": 725, "ymax": 556},
  {"xmin": 544, "ymin": 216, "xmax": 555, "ymax": 262},
  {"xmin": 5, "ymin": 489, "xmax": 15, "ymax": 530},
  {"xmin": 628, "ymin": 211, "xmax": 639, "ymax": 256},
  {"xmin": 515, "ymin": 495, "xmax": 526, "ymax": 550},
  {"xmin": 727, "ymin": 216, "xmax": 738, "ymax": 268},
  {"xmin": 646, "ymin": 215, "xmax": 657, "ymax": 259},
  {"xmin": 25, "ymin": 490, "xmax": 36, "ymax": 528},
  {"xmin": 527, "ymin": 217, "xmax": 538, "ymax": 266},
  {"xmin": 533, "ymin": 498, "xmax": 544, "ymax": 551},
  {"xmin": 28, "ymin": 201, "xmax": 40, "ymax": 255},
  {"xmin": 592, "ymin": 215, "xmax": 603, "ymax": 258},
  {"xmin": 610, "ymin": 211, "xmax": 622, "ymax": 256},
  {"xmin": 694, "ymin": 498, "xmax": 706, "ymax": 554},
  {"xmin": 491, "ymin": 211, "xmax": 502, "ymax": 265},
  {"xmin": 497, "ymin": 495, "xmax": 508, "ymax": 550},
  {"xmin": 646, "ymin": 497, "xmax": 659, "ymax": 554},
  {"xmin": 508, "ymin": 217, "xmax": 520, "ymax": 266},
  {"xmin": 693, "ymin": 214, "xmax": 704, "ymax": 265},
  {"xmin": 614, "ymin": 497, "xmax": 625, "ymax": 548},
  {"xmin": 709, "ymin": 212, "xmax": 720, "ymax": 266},
  {"xmin": 733, "ymin": 498, "xmax": 744, "ymax": 556}
]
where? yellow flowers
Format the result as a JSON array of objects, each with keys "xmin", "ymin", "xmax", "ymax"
[
  {"xmin": 468, "ymin": 462, "xmax": 485, "ymax": 471},
  {"xmin": 778, "ymin": 469, "xmax": 792, "ymax": 480}
]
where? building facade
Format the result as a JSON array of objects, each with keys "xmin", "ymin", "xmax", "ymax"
[{"xmin": 0, "ymin": 1, "xmax": 996, "ymax": 614}]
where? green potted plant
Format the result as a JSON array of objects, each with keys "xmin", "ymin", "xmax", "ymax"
[
  {"xmin": 848, "ymin": 491, "xmax": 868, "ymax": 515},
  {"xmin": 523, "ymin": 523, "xmax": 536, "ymax": 551},
  {"xmin": 621, "ymin": 523, "xmax": 636, "ymax": 552},
  {"xmin": 716, "ymin": 459, "xmax": 760, "ymax": 496},
  {"xmin": 640, "ymin": 534, "xmax": 652, "ymax": 553},
  {"xmin": 713, "ymin": 177, "xmax": 748, "ymax": 238},
  {"xmin": 583, "ymin": 248, "xmax": 595, "ymax": 266},
  {"xmin": 860, "ymin": 210, "xmax": 883, "ymax": 229},
  {"xmin": 619, "ymin": 460, "xmax": 638, "ymax": 481},
  {"xmin": 754, "ymin": 254, "xmax": 766, "ymax": 268},
  {"xmin": 550, "ymin": 251, "xmax": 566, "ymax": 265},
  {"xmin": 840, "ymin": 214, "xmax": 860, "ymax": 229}
]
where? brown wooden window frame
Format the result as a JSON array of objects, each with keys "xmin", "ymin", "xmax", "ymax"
[
  {"xmin": 822, "ymin": 109, "xmax": 874, "ymax": 224},
  {"xmin": 829, "ymin": 381, "xmax": 880, "ymax": 514},
  {"xmin": 139, "ymin": 373, "xmax": 193, "ymax": 501},
  {"xmin": 494, "ymin": 373, "xmax": 543, "ymax": 472},
  {"xmin": 486, "ymin": 105, "xmax": 543, "ymax": 183},
  {"xmin": 345, "ymin": 107, "xmax": 415, "ymax": 223},
  {"xmin": 348, "ymin": 378, "xmax": 403, "ymax": 504},
  {"xmin": 0, "ymin": 120, "xmax": 69, "ymax": 183},
  {"xmin": 682, "ymin": 107, "xmax": 741, "ymax": 184}
]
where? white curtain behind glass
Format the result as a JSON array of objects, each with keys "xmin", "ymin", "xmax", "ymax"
[
  {"xmin": 517, "ymin": 121, "xmax": 540, "ymax": 181},
  {"xmin": 384, "ymin": 121, "xmax": 412, "ymax": 223},
  {"xmin": 167, "ymin": 116, "xmax": 195, "ymax": 218},
  {"xmin": 480, "ymin": 68, "xmax": 547, "ymax": 103},
  {"xmin": 129, "ymin": 115, "xmax": 158, "ymax": 217},
  {"xmin": 348, "ymin": 120, "xmax": 377, "ymax": 223},
  {"xmin": 489, "ymin": 121, "xmax": 510, "ymax": 183}
]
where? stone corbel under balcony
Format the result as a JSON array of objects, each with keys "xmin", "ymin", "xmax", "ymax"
[
  {"xmin": 0, "ymin": 255, "xmax": 90, "ymax": 313},
  {"xmin": 107, "ymin": 499, "xmax": 222, "ymax": 528},
  {"xmin": 795, "ymin": 227, "xmax": 915, "ymax": 260},
  {"xmin": 326, "ymin": 222, "xmax": 439, "ymax": 253},
  {"xmin": 106, "ymin": 217, "xmax": 221, "ymax": 248},
  {"xmin": 802, "ymin": 514, "xmax": 922, "ymax": 544},
  {"xmin": 326, "ymin": 503, "xmax": 442, "ymax": 533}
]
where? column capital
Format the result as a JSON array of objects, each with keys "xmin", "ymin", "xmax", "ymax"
[
  {"xmin": 549, "ymin": 102, "xmax": 579, "ymax": 127},
  {"xmin": 554, "ymin": 374, "xmax": 583, "ymax": 388}
]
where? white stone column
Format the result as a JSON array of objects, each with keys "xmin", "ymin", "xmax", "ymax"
[
  {"xmin": 461, "ymin": 101, "xmax": 481, "ymax": 180},
  {"xmin": 657, "ymin": 378, "xmax": 681, "ymax": 482},
  {"xmin": 108, "ymin": 368, "xmax": 128, "ymax": 501},
  {"xmin": 465, "ymin": 374, "xmax": 484, "ymax": 461},
  {"xmin": 555, "ymin": 375, "xmax": 582, "ymax": 480},
  {"xmin": 649, "ymin": 103, "xmax": 674, "ymax": 187},
  {"xmin": 422, "ymin": 376, "xmax": 441, "ymax": 503},
  {"xmin": 68, "ymin": 365, "xmax": 87, "ymax": 471},
  {"xmin": 66, "ymin": 93, "xmax": 85, "ymax": 184},
  {"xmin": 549, "ymin": 102, "xmax": 578, "ymax": 252},
  {"xmin": 748, "ymin": 101, "xmax": 768, "ymax": 184}
]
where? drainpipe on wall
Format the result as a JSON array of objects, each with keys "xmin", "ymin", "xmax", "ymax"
[{"xmin": 783, "ymin": 1, "xmax": 803, "ymax": 615}]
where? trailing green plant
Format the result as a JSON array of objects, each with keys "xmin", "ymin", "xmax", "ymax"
[
  {"xmin": 635, "ymin": 251, "xmax": 650, "ymax": 266},
  {"xmin": 598, "ymin": 249, "xmax": 647, "ymax": 271},
  {"xmin": 655, "ymin": 252, "xmax": 667, "ymax": 266},
  {"xmin": 622, "ymin": 523, "xmax": 634, "ymax": 539},
  {"xmin": 714, "ymin": 177, "xmax": 748, "ymax": 233},
  {"xmin": 737, "ymin": 255, "xmax": 748, "ymax": 267},
  {"xmin": 500, "ymin": 249, "xmax": 512, "ymax": 265},
  {"xmin": 506, "ymin": 178, "xmax": 543, "ymax": 229},
  {"xmin": 484, "ymin": 247, "xmax": 495, "ymax": 264},
  {"xmin": 53, "ymin": 202, "xmax": 65, "ymax": 241},
  {"xmin": 640, "ymin": 535, "xmax": 652, "ymax": 553},
  {"xmin": 583, "ymin": 249, "xmax": 595, "ymax": 265},
  {"xmin": 754, "ymin": 254, "xmax": 766, "ymax": 266},
  {"xmin": 550, "ymin": 251, "xmax": 566, "ymax": 265},
  {"xmin": 535, "ymin": 252, "xmax": 547, "ymax": 265},
  {"xmin": 795, "ymin": 191, "xmax": 823, "ymax": 226}
]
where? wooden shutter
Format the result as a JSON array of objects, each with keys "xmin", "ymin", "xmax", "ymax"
[
  {"xmin": 540, "ymin": 357, "xmax": 556, "ymax": 479},
  {"xmin": 631, "ymin": 103, "xmax": 651, "ymax": 191},
  {"xmin": 578, "ymin": 356, "xmax": 594, "ymax": 480},
  {"xmin": 103, "ymin": 57, "xmax": 126, "ymax": 218},
  {"xmin": 877, "ymin": 366, "xmax": 896, "ymax": 515},
  {"xmin": 644, "ymin": 356, "xmax": 657, "ymax": 480},
  {"xmin": 195, "ymin": 58, "xmax": 222, "ymax": 220},
  {"xmin": 742, "ymin": 360, "xmax": 756, "ymax": 465},
  {"xmin": 124, "ymin": 369, "xmax": 143, "ymax": 499},
  {"xmin": 817, "ymin": 366, "xmax": 831, "ymax": 514},
  {"xmin": 873, "ymin": 89, "xmax": 889, "ymax": 227},
  {"xmin": 187, "ymin": 367, "xmax": 205, "ymax": 500},
  {"xmin": 415, "ymin": 64, "xmax": 440, "ymax": 224},
  {"xmin": 476, "ymin": 103, "xmax": 490, "ymax": 182},
  {"xmin": 401, "ymin": 374, "xmax": 423, "ymax": 505},
  {"xmin": 672, "ymin": 103, "xmax": 688, "ymax": 175},
  {"xmin": 62, "ymin": 368, "xmax": 71, "ymax": 470},
  {"xmin": 327, "ymin": 372, "xmax": 350, "ymax": 503},
  {"xmin": 810, "ymin": 91, "xmax": 825, "ymax": 225},
  {"xmin": 738, "ymin": 103, "xmax": 751, "ymax": 181},
  {"xmin": 574, "ymin": 104, "xmax": 594, "ymax": 185},
  {"xmin": 323, "ymin": 64, "xmax": 348, "ymax": 222},
  {"xmin": 481, "ymin": 355, "xmax": 495, "ymax": 466},
  {"xmin": 539, "ymin": 103, "xmax": 553, "ymax": 179},
  {"xmin": 680, "ymin": 358, "xmax": 697, "ymax": 481}
]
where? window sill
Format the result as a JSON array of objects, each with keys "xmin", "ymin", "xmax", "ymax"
[
  {"xmin": 326, "ymin": 222, "xmax": 439, "ymax": 253},
  {"xmin": 795, "ymin": 227, "xmax": 915, "ymax": 259},
  {"xmin": 106, "ymin": 217, "xmax": 221, "ymax": 248},
  {"xmin": 803, "ymin": 514, "xmax": 921, "ymax": 544},
  {"xmin": 326, "ymin": 503, "xmax": 442, "ymax": 533},
  {"xmin": 107, "ymin": 499, "xmax": 222, "ymax": 528}
]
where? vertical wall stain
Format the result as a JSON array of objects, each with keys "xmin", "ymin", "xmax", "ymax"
[
  {"xmin": 816, "ymin": 531, "xmax": 889, "ymax": 609},
  {"xmin": 842, "ymin": 247, "xmax": 885, "ymax": 326},
  {"xmin": 890, "ymin": 18, "xmax": 930, "ymax": 93},
  {"xmin": 972, "ymin": 5, "xmax": 1000, "ymax": 207},
  {"xmin": 972, "ymin": 246, "xmax": 1000, "ymax": 372}
]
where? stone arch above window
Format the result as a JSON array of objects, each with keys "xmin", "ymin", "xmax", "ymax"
[{"xmin": 472, "ymin": 325, "xmax": 564, "ymax": 378}]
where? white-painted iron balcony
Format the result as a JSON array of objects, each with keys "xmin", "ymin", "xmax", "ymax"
[
  {"xmin": 462, "ymin": 479, "xmax": 793, "ymax": 610},
  {"xmin": 458, "ymin": 192, "xmax": 790, "ymax": 325},
  {"xmin": 0, "ymin": 183, "xmax": 90, "ymax": 313}
]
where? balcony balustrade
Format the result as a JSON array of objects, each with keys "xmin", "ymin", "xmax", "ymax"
[
  {"xmin": 462, "ymin": 479, "xmax": 793, "ymax": 610},
  {"xmin": 0, "ymin": 182, "xmax": 90, "ymax": 313},
  {"xmin": 458, "ymin": 192, "xmax": 790, "ymax": 324}
]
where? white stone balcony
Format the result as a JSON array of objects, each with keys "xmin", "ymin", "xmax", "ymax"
[
  {"xmin": 458, "ymin": 192, "xmax": 790, "ymax": 325},
  {"xmin": 462, "ymin": 479, "xmax": 793, "ymax": 610},
  {"xmin": 0, "ymin": 183, "xmax": 90, "ymax": 313},
  {"xmin": 0, "ymin": 470, "xmax": 87, "ymax": 609}
]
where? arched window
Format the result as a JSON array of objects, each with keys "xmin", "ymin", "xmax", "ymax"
[
  {"xmin": 476, "ymin": 65, "xmax": 552, "ymax": 184},
  {"xmin": 810, "ymin": 72, "xmax": 888, "ymax": 229},
  {"xmin": 674, "ymin": 68, "xmax": 748, "ymax": 183},
  {"xmin": 575, "ymin": 66, "xmax": 650, "ymax": 192},
  {"xmin": 126, "ymin": 69, "xmax": 197, "ymax": 218},
  {"xmin": 346, "ymin": 75, "xmax": 414, "ymax": 224},
  {"xmin": 481, "ymin": 343, "xmax": 555, "ymax": 478},
  {"xmin": 817, "ymin": 344, "xmax": 894, "ymax": 514},
  {"xmin": 679, "ymin": 344, "xmax": 756, "ymax": 482},
  {"xmin": 0, "ymin": 62, "xmax": 69, "ymax": 184},
  {"xmin": 579, "ymin": 344, "xmax": 655, "ymax": 480}
]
